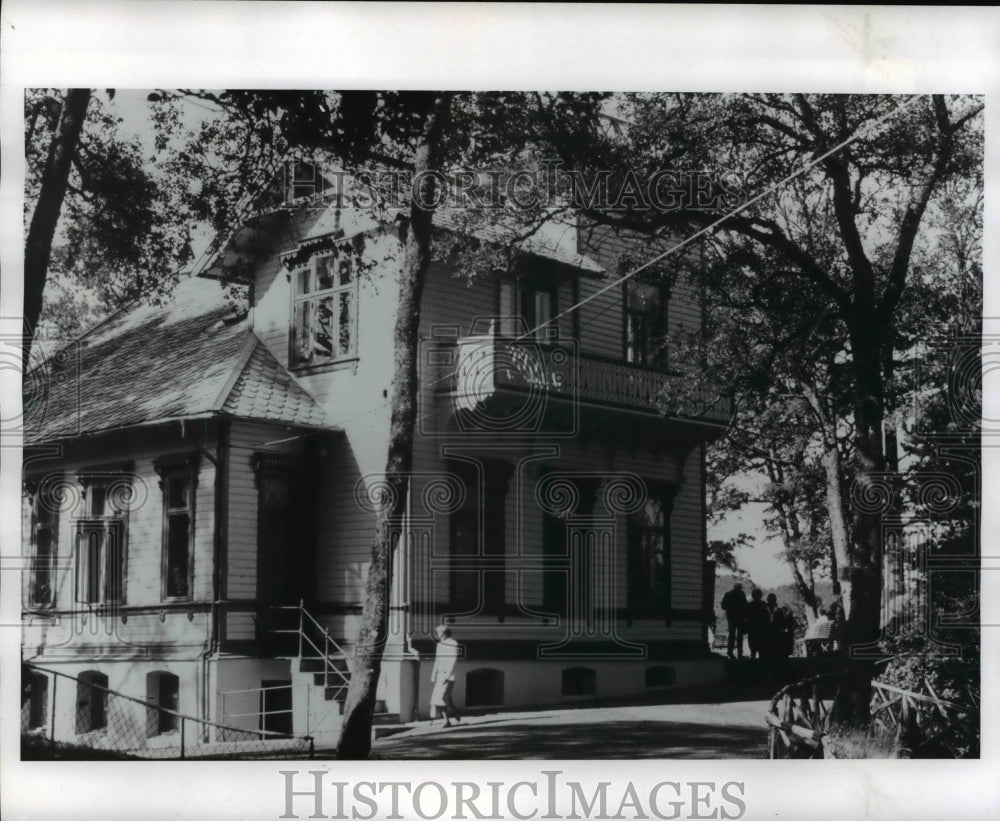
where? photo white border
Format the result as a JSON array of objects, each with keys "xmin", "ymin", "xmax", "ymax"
[{"xmin": 1, "ymin": 3, "xmax": 998, "ymax": 820}]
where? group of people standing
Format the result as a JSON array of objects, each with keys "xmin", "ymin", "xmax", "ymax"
[{"xmin": 720, "ymin": 583, "xmax": 797, "ymax": 661}]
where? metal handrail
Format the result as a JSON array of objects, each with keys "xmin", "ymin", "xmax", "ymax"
[{"xmin": 271, "ymin": 600, "xmax": 351, "ymax": 692}]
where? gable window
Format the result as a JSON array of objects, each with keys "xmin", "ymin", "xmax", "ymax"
[
  {"xmin": 623, "ymin": 282, "xmax": 666, "ymax": 366},
  {"xmin": 291, "ymin": 251, "xmax": 358, "ymax": 367},
  {"xmin": 25, "ymin": 480, "xmax": 58, "ymax": 608},
  {"xmin": 626, "ymin": 485, "xmax": 674, "ymax": 617},
  {"xmin": 154, "ymin": 454, "xmax": 198, "ymax": 601},
  {"xmin": 74, "ymin": 469, "xmax": 131, "ymax": 606}
]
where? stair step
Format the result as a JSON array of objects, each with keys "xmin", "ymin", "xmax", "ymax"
[
  {"xmin": 372, "ymin": 712, "xmax": 400, "ymax": 726},
  {"xmin": 299, "ymin": 657, "xmax": 350, "ymax": 674},
  {"xmin": 324, "ymin": 685, "xmax": 349, "ymax": 702}
]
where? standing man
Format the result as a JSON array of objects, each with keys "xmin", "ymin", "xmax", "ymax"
[
  {"xmin": 746, "ymin": 588, "xmax": 768, "ymax": 659},
  {"xmin": 430, "ymin": 624, "xmax": 461, "ymax": 727},
  {"xmin": 720, "ymin": 582, "xmax": 748, "ymax": 659}
]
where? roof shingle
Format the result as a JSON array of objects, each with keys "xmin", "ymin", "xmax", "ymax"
[{"xmin": 24, "ymin": 277, "xmax": 328, "ymax": 444}]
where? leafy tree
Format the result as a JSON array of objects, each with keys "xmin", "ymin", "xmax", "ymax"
[
  {"xmin": 585, "ymin": 93, "xmax": 983, "ymax": 722},
  {"xmin": 24, "ymin": 89, "xmax": 195, "ymax": 361}
]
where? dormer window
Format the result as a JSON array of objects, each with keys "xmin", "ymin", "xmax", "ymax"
[{"xmin": 291, "ymin": 251, "xmax": 358, "ymax": 367}]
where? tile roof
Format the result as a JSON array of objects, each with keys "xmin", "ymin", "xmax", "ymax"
[
  {"xmin": 221, "ymin": 338, "xmax": 328, "ymax": 428},
  {"xmin": 24, "ymin": 277, "xmax": 329, "ymax": 444}
]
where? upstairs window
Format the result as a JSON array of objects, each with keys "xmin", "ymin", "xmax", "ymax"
[
  {"xmin": 624, "ymin": 282, "xmax": 667, "ymax": 367},
  {"xmin": 291, "ymin": 251, "xmax": 358, "ymax": 367},
  {"xmin": 74, "ymin": 470, "xmax": 131, "ymax": 606},
  {"xmin": 498, "ymin": 275, "xmax": 559, "ymax": 342}
]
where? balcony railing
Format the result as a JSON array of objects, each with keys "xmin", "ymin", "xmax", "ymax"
[{"xmin": 448, "ymin": 335, "xmax": 731, "ymax": 423}]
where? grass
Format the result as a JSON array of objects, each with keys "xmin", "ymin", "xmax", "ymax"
[{"xmin": 823, "ymin": 726, "xmax": 899, "ymax": 759}]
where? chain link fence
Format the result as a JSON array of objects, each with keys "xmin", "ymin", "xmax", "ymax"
[{"xmin": 21, "ymin": 663, "xmax": 314, "ymax": 759}]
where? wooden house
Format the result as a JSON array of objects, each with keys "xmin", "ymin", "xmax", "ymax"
[{"xmin": 22, "ymin": 189, "xmax": 730, "ymax": 747}]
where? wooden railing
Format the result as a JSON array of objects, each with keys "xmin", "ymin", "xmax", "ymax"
[
  {"xmin": 766, "ymin": 674, "xmax": 979, "ymax": 759},
  {"xmin": 451, "ymin": 335, "xmax": 731, "ymax": 422}
]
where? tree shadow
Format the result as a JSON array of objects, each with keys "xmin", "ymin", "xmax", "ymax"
[{"xmin": 374, "ymin": 719, "xmax": 767, "ymax": 759}]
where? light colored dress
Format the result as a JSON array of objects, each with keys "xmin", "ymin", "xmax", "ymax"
[{"xmin": 430, "ymin": 636, "xmax": 459, "ymax": 707}]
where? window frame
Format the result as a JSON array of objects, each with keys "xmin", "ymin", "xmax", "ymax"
[
  {"xmin": 24, "ymin": 479, "xmax": 58, "ymax": 609},
  {"xmin": 146, "ymin": 671, "xmax": 181, "ymax": 736},
  {"xmin": 622, "ymin": 280, "xmax": 668, "ymax": 368},
  {"xmin": 625, "ymin": 483, "xmax": 675, "ymax": 619},
  {"xmin": 497, "ymin": 270, "xmax": 561, "ymax": 343},
  {"xmin": 289, "ymin": 250, "xmax": 360, "ymax": 369},
  {"xmin": 76, "ymin": 671, "xmax": 109, "ymax": 734},
  {"xmin": 154, "ymin": 453, "xmax": 199, "ymax": 603},
  {"xmin": 73, "ymin": 468, "xmax": 131, "ymax": 607},
  {"xmin": 447, "ymin": 459, "xmax": 513, "ymax": 616}
]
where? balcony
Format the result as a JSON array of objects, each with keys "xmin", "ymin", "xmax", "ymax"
[{"xmin": 445, "ymin": 335, "xmax": 731, "ymax": 425}]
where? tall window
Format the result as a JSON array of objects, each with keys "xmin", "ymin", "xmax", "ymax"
[
  {"xmin": 449, "ymin": 459, "xmax": 513, "ymax": 616},
  {"xmin": 624, "ymin": 282, "xmax": 666, "ymax": 366},
  {"xmin": 154, "ymin": 454, "xmax": 198, "ymax": 601},
  {"xmin": 25, "ymin": 481, "xmax": 58, "ymax": 608},
  {"xmin": 541, "ymin": 475, "xmax": 599, "ymax": 617},
  {"xmin": 626, "ymin": 486, "xmax": 673, "ymax": 616},
  {"xmin": 291, "ymin": 251, "xmax": 357, "ymax": 367},
  {"xmin": 74, "ymin": 471, "xmax": 130, "ymax": 605}
]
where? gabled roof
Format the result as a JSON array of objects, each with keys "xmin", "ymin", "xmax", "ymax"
[
  {"xmin": 198, "ymin": 191, "xmax": 605, "ymax": 281},
  {"xmin": 24, "ymin": 277, "xmax": 329, "ymax": 444}
]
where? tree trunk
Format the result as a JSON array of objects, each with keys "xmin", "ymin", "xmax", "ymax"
[
  {"xmin": 23, "ymin": 89, "xmax": 90, "ymax": 367},
  {"xmin": 336, "ymin": 96, "xmax": 450, "ymax": 759},
  {"xmin": 832, "ymin": 336, "xmax": 888, "ymax": 726}
]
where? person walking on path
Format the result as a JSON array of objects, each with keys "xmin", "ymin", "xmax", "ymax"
[
  {"xmin": 745, "ymin": 588, "xmax": 768, "ymax": 660},
  {"xmin": 720, "ymin": 582, "xmax": 748, "ymax": 658},
  {"xmin": 430, "ymin": 624, "xmax": 461, "ymax": 727}
]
